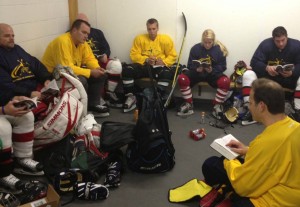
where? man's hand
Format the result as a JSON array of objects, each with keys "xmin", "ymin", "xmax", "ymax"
[
  {"xmin": 44, "ymin": 80, "xmax": 51, "ymax": 88},
  {"xmin": 279, "ymin": 70, "xmax": 293, "ymax": 78},
  {"xmin": 146, "ymin": 56, "xmax": 156, "ymax": 66},
  {"xmin": 155, "ymin": 58, "xmax": 165, "ymax": 66},
  {"xmin": 266, "ymin": 65, "xmax": 279, "ymax": 76},
  {"xmin": 31, "ymin": 91, "xmax": 42, "ymax": 99},
  {"xmin": 226, "ymin": 139, "xmax": 249, "ymax": 156},
  {"xmin": 3, "ymin": 100, "xmax": 30, "ymax": 116},
  {"xmin": 204, "ymin": 66, "xmax": 212, "ymax": 73},
  {"xmin": 90, "ymin": 67, "xmax": 106, "ymax": 78},
  {"xmin": 196, "ymin": 67, "xmax": 204, "ymax": 73}
]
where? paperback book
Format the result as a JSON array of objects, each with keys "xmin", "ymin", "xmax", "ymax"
[
  {"xmin": 210, "ymin": 134, "xmax": 240, "ymax": 160},
  {"xmin": 275, "ymin": 64, "xmax": 294, "ymax": 73}
]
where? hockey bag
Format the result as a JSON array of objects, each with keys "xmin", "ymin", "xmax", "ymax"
[
  {"xmin": 100, "ymin": 121, "xmax": 135, "ymax": 152},
  {"xmin": 126, "ymin": 65, "xmax": 175, "ymax": 173},
  {"xmin": 33, "ymin": 72, "xmax": 87, "ymax": 150}
]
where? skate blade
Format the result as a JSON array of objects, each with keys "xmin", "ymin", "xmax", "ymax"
[
  {"xmin": 241, "ymin": 120, "xmax": 257, "ymax": 126},
  {"xmin": 123, "ymin": 104, "xmax": 136, "ymax": 113}
]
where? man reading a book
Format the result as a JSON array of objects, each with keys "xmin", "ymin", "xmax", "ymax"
[
  {"xmin": 0, "ymin": 23, "xmax": 52, "ymax": 104},
  {"xmin": 201, "ymin": 78, "xmax": 300, "ymax": 206},
  {"xmin": 121, "ymin": 18, "xmax": 177, "ymax": 112},
  {"xmin": 242, "ymin": 26, "xmax": 300, "ymax": 124},
  {"xmin": 0, "ymin": 23, "xmax": 51, "ymax": 177},
  {"xmin": 176, "ymin": 29, "xmax": 231, "ymax": 118},
  {"xmin": 42, "ymin": 19, "xmax": 109, "ymax": 118}
]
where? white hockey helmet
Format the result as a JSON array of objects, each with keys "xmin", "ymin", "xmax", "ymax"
[{"xmin": 106, "ymin": 58, "xmax": 122, "ymax": 74}]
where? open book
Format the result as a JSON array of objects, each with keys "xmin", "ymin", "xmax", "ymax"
[
  {"xmin": 41, "ymin": 79, "xmax": 59, "ymax": 102},
  {"xmin": 275, "ymin": 64, "xmax": 294, "ymax": 73},
  {"xmin": 192, "ymin": 60, "xmax": 211, "ymax": 68},
  {"xmin": 13, "ymin": 97, "xmax": 38, "ymax": 110},
  {"xmin": 210, "ymin": 134, "xmax": 240, "ymax": 160}
]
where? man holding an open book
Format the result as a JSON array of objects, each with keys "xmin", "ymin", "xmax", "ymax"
[
  {"xmin": 0, "ymin": 23, "xmax": 48, "ymax": 192},
  {"xmin": 201, "ymin": 78, "xmax": 300, "ymax": 206},
  {"xmin": 242, "ymin": 26, "xmax": 300, "ymax": 125}
]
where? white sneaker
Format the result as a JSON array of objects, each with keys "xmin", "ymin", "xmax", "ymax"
[
  {"xmin": 0, "ymin": 174, "xmax": 25, "ymax": 193},
  {"xmin": 88, "ymin": 105, "xmax": 110, "ymax": 118},
  {"xmin": 13, "ymin": 158, "xmax": 44, "ymax": 176},
  {"xmin": 123, "ymin": 94, "xmax": 136, "ymax": 113},
  {"xmin": 212, "ymin": 104, "xmax": 223, "ymax": 120},
  {"xmin": 177, "ymin": 102, "xmax": 194, "ymax": 116},
  {"xmin": 241, "ymin": 109, "xmax": 257, "ymax": 126},
  {"xmin": 106, "ymin": 92, "xmax": 123, "ymax": 108}
]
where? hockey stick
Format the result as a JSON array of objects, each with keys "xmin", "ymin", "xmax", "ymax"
[{"xmin": 164, "ymin": 12, "xmax": 187, "ymax": 108}]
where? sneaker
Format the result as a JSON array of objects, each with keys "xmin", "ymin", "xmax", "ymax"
[
  {"xmin": 88, "ymin": 105, "xmax": 110, "ymax": 117},
  {"xmin": 13, "ymin": 158, "xmax": 44, "ymax": 176},
  {"xmin": 241, "ymin": 109, "xmax": 257, "ymax": 126},
  {"xmin": 123, "ymin": 94, "xmax": 136, "ymax": 113},
  {"xmin": 100, "ymin": 97, "xmax": 108, "ymax": 107},
  {"xmin": 177, "ymin": 102, "xmax": 194, "ymax": 116},
  {"xmin": 0, "ymin": 191, "xmax": 20, "ymax": 207},
  {"xmin": 104, "ymin": 161, "xmax": 122, "ymax": 188},
  {"xmin": 292, "ymin": 109, "xmax": 300, "ymax": 122},
  {"xmin": 106, "ymin": 92, "xmax": 123, "ymax": 108},
  {"xmin": 212, "ymin": 104, "xmax": 223, "ymax": 120},
  {"xmin": 287, "ymin": 103, "xmax": 300, "ymax": 122},
  {"xmin": 0, "ymin": 174, "xmax": 25, "ymax": 194}
]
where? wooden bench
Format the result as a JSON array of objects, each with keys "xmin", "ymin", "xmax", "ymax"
[{"xmin": 135, "ymin": 78, "xmax": 294, "ymax": 96}]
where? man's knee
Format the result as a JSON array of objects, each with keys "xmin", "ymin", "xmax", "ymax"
[
  {"xmin": 216, "ymin": 75, "xmax": 230, "ymax": 90},
  {"xmin": 178, "ymin": 74, "xmax": 190, "ymax": 87},
  {"xmin": 78, "ymin": 75, "xmax": 88, "ymax": 91},
  {"xmin": 122, "ymin": 63, "xmax": 138, "ymax": 78}
]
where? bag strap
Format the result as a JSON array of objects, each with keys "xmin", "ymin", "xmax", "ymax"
[{"xmin": 146, "ymin": 63, "xmax": 159, "ymax": 99}]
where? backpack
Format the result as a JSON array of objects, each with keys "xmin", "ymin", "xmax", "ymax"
[{"xmin": 126, "ymin": 65, "xmax": 175, "ymax": 173}]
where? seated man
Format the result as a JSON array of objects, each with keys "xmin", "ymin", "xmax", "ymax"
[
  {"xmin": 42, "ymin": 19, "xmax": 109, "ymax": 117},
  {"xmin": 177, "ymin": 29, "xmax": 230, "ymax": 118},
  {"xmin": 201, "ymin": 78, "xmax": 300, "ymax": 206},
  {"xmin": 76, "ymin": 13, "xmax": 123, "ymax": 108},
  {"xmin": 0, "ymin": 23, "xmax": 50, "ymax": 176},
  {"xmin": 0, "ymin": 98, "xmax": 44, "ymax": 192},
  {"xmin": 122, "ymin": 18, "xmax": 177, "ymax": 112},
  {"xmin": 0, "ymin": 23, "xmax": 52, "ymax": 102},
  {"xmin": 242, "ymin": 26, "xmax": 300, "ymax": 125}
]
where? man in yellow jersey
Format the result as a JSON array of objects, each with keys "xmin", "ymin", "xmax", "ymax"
[
  {"xmin": 201, "ymin": 78, "xmax": 300, "ymax": 206},
  {"xmin": 121, "ymin": 18, "xmax": 177, "ymax": 112},
  {"xmin": 42, "ymin": 19, "xmax": 109, "ymax": 117}
]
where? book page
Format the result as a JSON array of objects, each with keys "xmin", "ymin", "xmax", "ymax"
[
  {"xmin": 13, "ymin": 97, "xmax": 37, "ymax": 110},
  {"xmin": 210, "ymin": 134, "xmax": 239, "ymax": 160},
  {"xmin": 192, "ymin": 60, "xmax": 210, "ymax": 68},
  {"xmin": 276, "ymin": 64, "xmax": 294, "ymax": 72}
]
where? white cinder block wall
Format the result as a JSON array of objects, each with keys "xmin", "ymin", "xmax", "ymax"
[
  {"xmin": 0, "ymin": 0, "xmax": 69, "ymax": 59},
  {"xmin": 2, "ymin": 0, "xmax": 300, "ymax": 99}
]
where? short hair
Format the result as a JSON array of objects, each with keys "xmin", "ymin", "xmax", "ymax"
[
  {"xmin": 71, "ymin": 19, "xmax": 90, "ymax": 31},
  {"xmin": 146, "ymin": 18, "xmax": 159, "ymax": 27},
  {"xmin": 272, "ymin": 26, "xmax": 287, "ymax": 38},
  {"xmin": 251, "ymin": 78, "xmax": 285, "ymax": 114}
]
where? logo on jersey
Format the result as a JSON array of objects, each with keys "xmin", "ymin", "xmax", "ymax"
[{"xmin": 11, "ymin": 59, "xmax": 34, "ymax": 82}]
